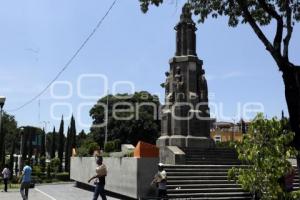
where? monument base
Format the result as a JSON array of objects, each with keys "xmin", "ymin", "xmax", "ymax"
[
  {"xmin": 157, "ymin": 135, "xmax": 215, "ymax": 148},
  {"xmin": 156, "ymin": 135, "xmax": 170, "ymax": 147}
]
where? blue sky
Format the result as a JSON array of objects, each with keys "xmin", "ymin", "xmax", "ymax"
[{"xmin": 0, "ymin": 0, "xmax": 299, "ymax": 133}]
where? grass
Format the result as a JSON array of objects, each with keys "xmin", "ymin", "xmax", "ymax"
[{"xmin": 0, "ymin": 183, "xmax": 20, "ymax": 189}]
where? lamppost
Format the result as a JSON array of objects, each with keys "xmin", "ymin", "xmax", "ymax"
[
  {"xmin": 0, "ymin": 96, "xmax": 6, "ymax": 131},
  {"xmin": 0, "ymin": 96, "xmax": 6, "ymax": 166},
  {"xmin": 19, "ymin": 127, "xmax": 25, "ymax": 175},
  {"xmin": 232, "ymin": 118, "xmax": 236, "ymax": 141}
]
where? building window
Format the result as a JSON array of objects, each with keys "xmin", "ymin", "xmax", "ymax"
[{"xmin": 214, "ymin": 135, "xmax": 221, "ymax": 143}]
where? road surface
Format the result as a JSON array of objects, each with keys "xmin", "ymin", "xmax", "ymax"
[{"xmin": 0, "ymin": 183, "xmax": 120, "ymax": 200}]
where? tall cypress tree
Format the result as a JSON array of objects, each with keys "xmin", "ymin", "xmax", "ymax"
[
  {"xmin": 9, "ymin": 139, "xmax": 16, "ymax": 173},
  {"xmin": 40, "ymin": 128, "xmax": 46, "ymax": 172},
  {"xmin": 28, "ymin": 127, "xmax": 34, "ymax": 160},
  {"xmin": 40, "ymin": 128, "xmax": 46, "ymax": 157},
  {"xmin": 58, "ymin": 116, "xmax": 64, "ymax": 172},
  {"xmin": 65, "ymin": 126, "xmax": 70, "ymax": 173},
  {"xmin": 70, "ymin": 115, "xmax": 77, "ymax": 149},
  {"xmin": 50, "ymin": 127, "xmax": 56, "ymax": 159}
]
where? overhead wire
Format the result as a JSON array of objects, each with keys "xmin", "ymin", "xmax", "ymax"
[{"xmin": 7, "ymin": 0, "xmax": 118, "ymax": 112}]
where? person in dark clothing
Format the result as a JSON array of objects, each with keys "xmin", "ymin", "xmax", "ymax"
[{"xmin": 88, "ymin": 156, "xmax": 107, "ymax": 200}]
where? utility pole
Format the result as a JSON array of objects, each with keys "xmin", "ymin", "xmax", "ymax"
[{"xmin": 104, "ymin": 91, "xmax": 109, "ymax": 147}]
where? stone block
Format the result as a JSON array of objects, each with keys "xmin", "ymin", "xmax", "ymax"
[{"xmin": 159, "ymin": 146, "xmax": 185, "ymax": 165}]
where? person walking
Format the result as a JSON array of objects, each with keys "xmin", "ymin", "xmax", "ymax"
[
  {"xmin": 1, "ymin": 164, "xmax": 10, "ymax": 192},
  {"xmin": 88, "ymin": 156, "xmax": 107, "ymax": 200},
  {"xmin": 20, "ymin": 160, "xmax": 32, "ymax": 200},
  {"xmin": 151, "ymin": 163, "xmax": 167, "ymax": 199}
]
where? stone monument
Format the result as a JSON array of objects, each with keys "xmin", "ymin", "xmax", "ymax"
[{"xmin": 158, "ymin": 3, "xmax": 214, "ymax": 163}]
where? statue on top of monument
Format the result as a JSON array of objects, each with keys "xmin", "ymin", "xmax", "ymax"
[
  {"xmin": 198, "ymin": 75, "xmax": 208, "ymax": 102},
  {"xmin": 161, "ymin": 72, "xmax": 174, "ymax": 105},
  {"xmin": 174, "ymin": 67, "xmax": 185, "ymax": 102}
]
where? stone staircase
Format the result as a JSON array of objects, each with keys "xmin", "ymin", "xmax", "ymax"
[
  {"xmin": 163, "ymin": 148, "xmax": 299, "ymax": 200},
  {"xmin": 183, "ymin": 148, "xmax": 241, "ymax": 165},
  {"xmin": 165, "ymin": 164, "xmax": 252, "ymax": 200}
]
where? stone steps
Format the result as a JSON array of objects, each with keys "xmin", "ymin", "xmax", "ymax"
[
  {"xmin": 183, "ymin": 148, "xmax": 242, "ymax": 165},
  {"xmin": 172, "ymin": 197, "xmax": 253, "ymax": 200},
  {"xmin": 168, "ymin": 188, "xmax": 246, "ymax": 193},
  {"xmin": 167, "ymin": 184, "xmax": 243, "ymax": 189},
  {"xmin": 164, "ymin": 164, "xmax": 253, "ymax": 199},
  {"xmin": 161, "ymin": 148, "xmax": 300, "ymax": 199},
  {"xmin": 186, "ymin": 161, "xmax": 242, "ymax": 165},
  {"xmin": 167, "ymin": 192, "xmax": 252, "ymax": 199},
  {"xmin": 167, "ymin": 171, "xmax": 232, "ymax": 176}
]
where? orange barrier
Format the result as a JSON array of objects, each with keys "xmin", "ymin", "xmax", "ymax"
[{"xmin": 134, "ymin": 141, "xmax": 159, "ymax": 158}]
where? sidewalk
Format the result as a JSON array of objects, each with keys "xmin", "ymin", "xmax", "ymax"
[{"xmin": 0, "ymin": 183, "xmax": 119, "ymax": 200}]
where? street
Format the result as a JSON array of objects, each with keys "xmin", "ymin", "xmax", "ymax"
[{"xmin": 0, "ymin": 183, "xmax": 120, "ymax": 200}]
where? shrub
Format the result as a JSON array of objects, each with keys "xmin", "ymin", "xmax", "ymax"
[
  {"xmin": 32, "ymin": 165, "xmax": 42, "ymax": 177},
  {"xmin": 113, "ymin": 139, "xmax": 121, "ymax": 151},
  {"xmin": 102, "ymin": 152, "xmax": 110, "ymax": 157},
  {"xmin": 77, "ymin": 147, "xmax": 89, "ymax": 157},
  {"xmin": 10, "ymin": 176, "xmax": 19, "ymax": 184},
  {"xmin": 77, "ymin": 139, "xmax": 100, "ymax": 157},
  {"xmin": 44, "ymin": 179, "xmax": 52, "ymax": 183},
  {"xmin": 215, "ymin": 141, "xmax": 233, "ymax": 148},
  {"xmin": 31, "ymin": 175, "xmax": 42, "ymax": 184},
  {"xmin": 46, "ymin": 164, "xmax": 51, "ymax": 179},
  {"xmin": 39, "ymin": 156, "xmax": 46, "ymax": 172},
  {"xmin": 55, "ymin": 172, "xmax": 70, "ymax": 181},
  {"xmin": 50, "ymin": 158, "xmax": 61, "ymax": 173},
  {"xmin": 124, "ymin": 151, "xmax": 134, "ymax": 157},
  {"xmin": 104, "ymin": 141, "xmax": 115, "ymax": 152}
]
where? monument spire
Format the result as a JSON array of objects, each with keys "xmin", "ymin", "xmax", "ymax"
[
  {"xmin": 158, "ymin": 3, "xmax": 213, "ymax": 161},
  {"xmin": 175, "ymin": 3, "xmax": 197, "ymax": 56}
]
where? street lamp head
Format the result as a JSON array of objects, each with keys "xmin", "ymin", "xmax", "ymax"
[{"xmin": 0, "ymin": 96, "xmax": 6, "ymax": 108}]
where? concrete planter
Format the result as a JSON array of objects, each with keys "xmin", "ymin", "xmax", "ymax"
[{"xmin": 71, "ymin": 157, "xmax": 158, "ymax": 199}]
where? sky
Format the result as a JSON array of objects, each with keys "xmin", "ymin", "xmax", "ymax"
[{"xmin": 0, "ymin": 0, "xmax": 299, "ymax": 133}]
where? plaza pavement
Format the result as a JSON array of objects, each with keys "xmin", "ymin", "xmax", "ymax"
[{"xmin": 0, "ymin": 183, "xmax": 120, "ymax": 200}]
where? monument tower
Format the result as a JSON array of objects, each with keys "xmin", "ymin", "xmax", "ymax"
[{"xmin": 158, "ymin": 3, "xmax": 214, "ymax": 159}]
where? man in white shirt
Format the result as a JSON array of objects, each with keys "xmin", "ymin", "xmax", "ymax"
[
  {"xmin": 2, "ymin": 164, "xmax": 10, "ymax": 192},
  {"xmin": 151, "ymin": 163, "xmax": 167, "ymax": 199},
  {"xmin": 88, "ymin": 156, "xmax": 107, "ymax": 200}
]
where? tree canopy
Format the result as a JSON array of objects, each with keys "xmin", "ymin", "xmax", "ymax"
[
  {"xmin": 229, "ymin": 113, "xmax": 300, "ymax": 199},
  {"xmin": 140, "ymin": 0, "xmax": 299, "ymax": 65},
  {"xmin": 90, "ymin": 91, "xmax": 160, "ymax": 147},
  {"xmin": 0, "ymin": 112, "xmax": 18, "ymax": 167}
]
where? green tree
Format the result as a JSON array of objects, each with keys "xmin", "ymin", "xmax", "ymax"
[
  {"xmin": 40, "ymin": 128, "xmax": 46, "ymax": 157},
  {"xmin": 64, "ymin": 116, "xmax": 77, "ymax": 172},
  {"xmin": 77, "ymin": 129, "xmax": 87, "ymax": 148},
  {"xmin": 27, "ymin": 127, "xmax": 33, "ymax": 160},
  {"xmin": 50, "ymin": 127, "xmax": 56, "ymax": 159},
  {"xmin": 139, "ymin": 0, "xmax": 300, "ymax": 151},
  {"xmin": 228, "ymin": 114, "xmax": 300, "ymax": 199},
  {"xmin": 70, "ymin": 115, "xmax": 77, "ymax": 149},
  {"xmin": 65, "ymin": 126, "xmax": 70, "ymax": 172},
  {"xmin": 57, "ymin": 116, "xmax": 65, "ymax": 172},
  {"xmin": 0, "ymin": 112, "xmax": 18, "ymax": 167},
  {"xmin": 9, "ymin": 138, "xmax": 16, "ymax": 173},
  {"xmin": 90, "ymin": 91, "xmax": 160, "ymax": 147}
]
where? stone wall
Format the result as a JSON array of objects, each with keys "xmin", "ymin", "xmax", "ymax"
[{"xmin": 71, "ymin": 157, "xmax": 158, "ymax": 199}]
